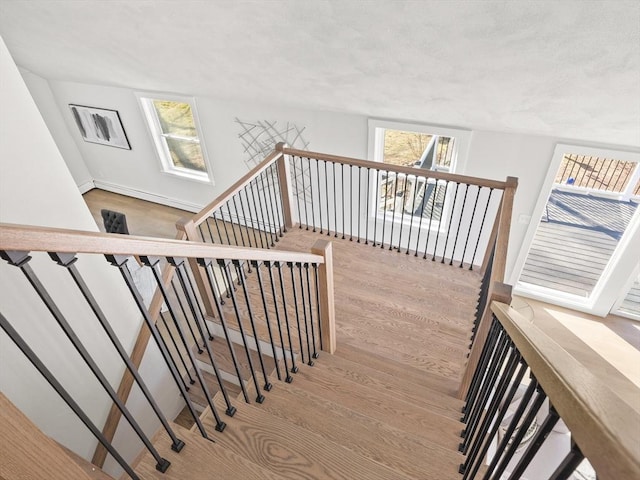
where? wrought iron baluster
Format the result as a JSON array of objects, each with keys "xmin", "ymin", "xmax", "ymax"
[
  {"xmin": 341, "ymin": 163, "xmax": 346, "ymax": 239},
  {"xmin": 365, "ymin": 167, "xmax": 370, "ymax": 245},
  {"xmin": 197, "ymin": 224, "xmax": 206, "ymax": 242},
  {"xmin": 357, "ymin": 166, "xmax": 362, "ymax": 242},
  {"xmin": 219, "ymin": 260, "xmax": 265, "ymax": 403},
  {"xmin": 441, "ymin": 182, "xmax": 462, "ymax": 263},
  {"xmin": 397, "ymin": 174, "xmax": 406, "ymax": 252},
  {"xmin": 449, "ymin": 184, "xmax": 469, "ymax": 265},
  {"xmin": 297, "ymin": 262, "xmax": 314, "ymax": 364},
  {"xmin": 234, "ymin": 260, "xmax": 272, "ymax": 391},
  {"xmin": 458, "ymin": 186, "xmax": 481, "ymax": 268},
  {"xmin": 316, "ymin": 158, "xmax": 323, "ymax": 234},
  {"xmin": 469, "ymin": 188, "xmax": 494, "ymax": 270},
  {"xmin": 0, "ymin": 312, "xmax": 144, "ymax": 480},
  {"xmin": 204, "ymin": 217, "xmax": 215, "ymax": 243},
  {"xmin": 268, "ymin": 165, "xmax": 284, "ymax": 237},
  {"xmin": 248, "ymin": 178, "xmax": 267, "ymax": 249},
  {"xmin": 313, "ymin": 263, "xmax": 323, "ymax": 352},
  {"xmin": 300, "ymin": 157, "xmax": 310, "ymax": 231},
  {"xmin": 389, "ymin": 172, "xmax": 399, "ymax": 250},
  {"xmin": 381, "ymin": 171, "xmax": 388, "ymax": 248},
  {"xmin": 253, "ymin": 261, "xmax": 282, "ymax": 381},
  {"xmin": 292, "ymin": 156, "xmax": 303, "ymax": 229},
  {"xmin": 157, "ymin": 310, "xmax": 195, "ymax": 387},
  {"xmin": 259, "ymin": 170, "xmax": 277, "ymax": 246},
  {"xmin": 287, "ymin": 261, "xmax": 306, "ymax": 364},
  {"xmin": 276, "ymin": 261, "xmax": 298, "ymax": 374},
  {"xmin": 200, "ymin": 260, "xmax": 250, "ymax": 403},
  {"xmin": 212, "ymin": 214, "xmax": 224, "ymax": 244},
  {"xmin": 373, "ymin": 169, "xmax": 380, "ymax": 247},
  {"xmin": 231, "ymin": 195, "xmax": 247, "ymax": 247},
  {"xmin": 266, "ymin": 261, "xmax": 293, "ymax": 382},
  {"xmin": 548, "ymin": 441, "xmax": 585, "ymax": 480},
  {"xmin": 273, "ymin": 162, "xmax": 287, "ymax": 234},
  {"xmin": 225, "ymin": 202, "xmax": 240, "ymax": 246},
  {"xmin": 324, "ymin": 160, "xmax": 331, "ymax": 236},
  {"xmin": 304, "ymin": 263, "xmax": 319, "ymax": 359},
  {"xmin": 425, "ymin": 179, "xmax": 444, "ymax": 259},
  {"xmin": 405, "ymin": 175, "xmax": 419, "ymax": 254},
  {"xmin": 349, "ymin": 164, "xmax": 354, "ymax": 241},
  {"xmin": 333, "ymin": 162, "xmax": 338, "ymax": 238},
  {"xmin": 171, "ymin": 279, "xmax": 203, "ymax": 352},
  {"xmin": 307, "ymin": 158, "xmax": 317, "ymax": 232}
]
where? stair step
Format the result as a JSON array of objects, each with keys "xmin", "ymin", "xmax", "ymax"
[
  {"xmin": 206, "ymin": 394, "xmax": 415, "ymax": 480},
  {"xmin": 253, "ymin": 377, "xmax": 463, "ymax": 480},
  {"xmin": 315, "ymin": 348, "xmax": 464, "ymax": 419},
  {"xmin": 183, "ymin": 369, "xmax": 242, "ymax": 411},
  {"xmin": 335, "ymin": 343, "xmax": 462, "ymax": 396},
  {"xmin": 284, "ymin": 361, "xmax": 464, "ymax": 451},
  {"xmin": 134, "ymin": 422, "xmax": 282, "ymax": 479}
]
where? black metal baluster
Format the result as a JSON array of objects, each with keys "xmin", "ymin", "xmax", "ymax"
[
  {"xmin": 212, "ymin": 214, "xmax": 224, "ymax": 244},
  {"xmin": 253, "ymin": 261, "xmax": 282, "ymax": 381},
  {"xmin": 425, "ymin": 179, "xmax": 443, "ymax": 259},
  {"xmin": 316, "ymin": 158, "xmax": 323, "ymax": 234},
  {"xmin": 341, "ymin": 163, "xmax": 346, "ymax": 239},
  {"xmin": 218, "ymin": 208, "xmax": 232, "ymax": 246},
  {"xmin": 413, "ymin": 180, "xmax": 425, "ymax": 256},
  {"xmin": 259, "ymin": 170, "xmax": 277, "ymax": 246},
  {"xmin": 438, "ymin": 181, "xmax": 460, "ymax": 262},
  {"xmin": 248, "ymin": 178, "xmax": 267, "ymax": 249},
  {"xmin": 349, "ymin": 164, "xmax": 354, "ymax": 241},
  {"xmin": 300, "ymin": 157, "xmax": 310, "ymax": 231},
  {"xmin": 305, "ymin": 263, "xmax": 319, "ymax": 359},
  {"xmin": 333, "ymin": 162, "xmax": 338, "ymax": 238},
  {"xmin": 204, "ymin": 217, "xmax": 215, "ymax": 244},
  {"xmin": 405, "ymin": 175, "xmax": 418, "ymax": 254},
  {"xmin": 373, "ymin": 169, "xmax": 380, "ymax": 247},
  {"xmin": 313, "ymin": 263, "xmax": 323, "ymax": 351},
  {"xmin": 266, "ymin": 261, "xmax": 293, "ymax": 382},
  {"xmin": 292, "ymin": 156, "xmax": 303, "ymax": 229},
  {"xmin": 389, "ymin": 172, "xmax": 399, "ymax": 250},
  {"xmin": 2, "ymin": 251, "xmax": 172, "ymax": 471},
  {"xmin": 273, "ymin": 162, "xmax": 287, "ymax": 234},
  {"xmin": 157, "ymin": 311, "xmax": 195, "ymax": 387},
  {"xmin": 449, "ymin": 184, "xmax": 469, "ymax": 265},
  {"xmin": 357, "ymin": 166, "xmax": 362, "ymax": 242},
  {"xmin": 397, "ymin": 174, "xmax": 407, "ymax": 252},
  {"xmin": 167, "ymin": 259, "xmax": 236, "ymax": 416},
  {"xmin": 460, "ymin": 342, "xmax": 519, "ymax": 467},
  {"xmin": 197, "ymin": 224, "xmax": 206, "ymax": 242},
  {"xmin": 381, "ymin": 172, "xmax": 388, "ymax": 249},
  {"xmin": 232, "ymin": 195, "xmax": 247, "ymax": 247},
  {"xmin": 51, "ymin": 253, "xmax": 185, "ymax": 453},
  {"xmin": 234, "ymin": 260, "xmax": 272, "ymax": 392},
  {"xmin": 171, "ymin": 279, "xmax": 203, "ymax": 353},
  {"xmin": 287, "ymin": 262, "xmax": 306, "ymax": 364},
  {"xmin": 462, "ymin": 358, "xmax": 528, "ymax": 480},
  {"xmin": 324, "ymin": 160, "xmax": 331, "ymax": 236},
  {"xmin": 256, "ymin": 174, "xmax": 278, "ymax": 247},
  {"xmin": 252, "ymin": 177, "xmax": 271, "ymax": 249},
  {"xmin": 364, "ymin": 167, "xmax": 370, "ymax": 245},
  {"xmin": 200, "ymin": 260, "xmax": 250, "ymax": 403},
  {"xmin": 469, "ymin": 188, "xmax": 494, "ymax": 270},
  {"xmin": 297, "ymin": 263, "xmax": 314, "ymax": 364},
  {"xmin": 548, "ymin": 441, "xmax": 585, "ymax": 480},
  {"xmin": 220, "ymin": 260, "xmax": 265, "ymax": 403},
  {"xmin": 183, "ymin": 268, "xmax": 214, "ymax": 339},
  {"xmin": 458, "ymin": 186, "xmax": 480, "ymax": 268},
  {"xmin": 307, "ymin": 158, "xmax": 317, "ymax": 232},
  {"xmin": 491, "ymin": 383, "xmax": 547, "ymax": 480},
  {"xmin": 463, "ymin": 317, "xmax": 500, "ymax": 410},
  {"xmin": 267, "ymin": 165, "xmax": 284, "ymax": 237},
  {"xmin": 0, "ymin": 313, "xmax": 143, "ymax": 480},
  {"xmin": 276, "ymin": 261, "xmax": 299, "ymax": 374},
  {"xmin": 225, "ymin": 202, "xmax": 240, "ymax": 246},
  {"xmin": 507, "ymin": 404, "xmax": 561, "ymax": 480},
  {"xmin": 103, "ymin": 255, "xmax": 210, "ymax": 440}
]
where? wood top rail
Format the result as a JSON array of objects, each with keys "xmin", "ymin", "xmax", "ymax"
[
  {"xmin": 0, "ymin": 223, "xmax": 324, "ymax": 264},
  {"xmin": 279, "ymin": 145, "xmax": 511, "ymax": 190},
  {"xmin": 491, "ymin": 302, "xmax": 640, "ymax": 480},
  {"xmin": 192, "ymin": 149, "xmax": 284, "ymax": 226}
]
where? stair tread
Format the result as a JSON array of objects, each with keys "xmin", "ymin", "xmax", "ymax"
[
  {"xmin": 206, "ymin": 394, "xmax": 416, "ymax": 480},
  {"xmin": 282, "ymin": 362, "xmax": 463, "ymax": 451},
  {"xmin": 135, "ymin": 422, "xmax": 282, "ymax": 480},
  {"xmin": 254, "ymin": 377, "xmax": 463, "ymax": 480},
  {"xmin": 314, "ymin": 349, "xmax": 464, "ymax": 418}
]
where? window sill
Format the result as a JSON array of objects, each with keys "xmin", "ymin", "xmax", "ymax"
[{"xmin": 160, "ymin": 168, "xmax": 213, "ymax": 185}]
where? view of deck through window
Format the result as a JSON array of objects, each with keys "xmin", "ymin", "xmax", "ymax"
[{"xmin": 519, "ymin": 153, "xmax": 640, "ymax": 298}]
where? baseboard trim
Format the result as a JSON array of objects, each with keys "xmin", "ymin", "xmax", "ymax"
[
  {"xmin": 93, "ymin": 180, "xmax": 204, "ymax": 213},
  {"xmin": 78, "ymin": 180, "xmax": 95, "ymax": 194}
]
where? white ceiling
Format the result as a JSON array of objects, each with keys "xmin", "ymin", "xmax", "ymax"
[{"xmin": 1, "ymin": 0, "xmax": 639, "ymax": 146}]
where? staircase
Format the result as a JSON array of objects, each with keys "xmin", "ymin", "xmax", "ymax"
[{"xmin": 133, "ymin": 227, "xmax": 479, "ymax": 479}]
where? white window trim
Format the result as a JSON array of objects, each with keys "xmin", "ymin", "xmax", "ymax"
[
  {"xmin": 511, "ymin": 143, "xmax": 640, "ymax": 317},
  {"xmin": 135, "ymin": 92, "xmax": 214, "ymax": 185},
  {"xmin": 367, "ymin": 119, "xmax": 472, "ymax": 231}
]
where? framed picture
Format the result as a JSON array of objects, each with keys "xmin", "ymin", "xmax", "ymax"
[{"xmin": 69, "ymin": 104, "xmax": 131, "ymax": 149}]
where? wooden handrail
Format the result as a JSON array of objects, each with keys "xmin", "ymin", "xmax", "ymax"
[
  {"xmin": 281, "ymin": 146, "xmax": 511, "ymax": 190},
  {"xmin": 0, "ymin": 223, "xmax": 324, "ymax": 265},
  {"xmin": 492, "ymin": 302, "xmax": 640, "ymax": 480},
  {"xmin": 490, "ymin": 176, "xmax": 518, "ymax": 284},
  {"xmin": 191, "ymin": 149, "xmax": 283, "ymax": 226}
]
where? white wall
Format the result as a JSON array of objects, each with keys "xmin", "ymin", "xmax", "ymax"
[{"xmin": 0, "ymin": 36, "xmax": 182, "ymax": 477}]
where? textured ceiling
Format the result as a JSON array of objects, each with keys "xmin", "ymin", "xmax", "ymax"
[{"xmin": 0, "ymin": 0, "xmax": 639, "ymax": 146}]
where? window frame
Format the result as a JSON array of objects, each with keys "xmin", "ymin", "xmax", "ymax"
[
  {"xmin": 366, "ymin": 119, "xmax": 472, "ymax": 229},
  {"xmin": 136, "ymin": 92, "xmax": 214, "ymax": 184}
]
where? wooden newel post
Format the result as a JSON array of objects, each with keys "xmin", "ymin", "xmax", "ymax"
[
  {"xmin": 457, "ymin": 282, "xmax": 512, "ymax": 400},
  {"xmin": 275, "ymin": 142, "xmax": 296, "ymax": 230},
  {"xmin": 175, "ymin": 217, "xmax": 217, "ymax": 318},
  {"xmin": 491, "ymin": 176, "xmax": 518, "ymax": 284},
  {"xmin": 311, "ymin": 239, "xmax": 336, "ymax": 354}
]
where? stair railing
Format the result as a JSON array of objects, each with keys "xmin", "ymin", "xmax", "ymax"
[
  {"xmin": 458, "ymin": 300, "xmax": 640, "ymax": 480},
  {"xmin": 0, "ymin": 223, "xmax": 333, "ymax": 479}
]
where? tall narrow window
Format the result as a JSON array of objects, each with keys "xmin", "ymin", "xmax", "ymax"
[{"xmin": 138, "ymin": 95, "xmax": 212, "ymax": 182}]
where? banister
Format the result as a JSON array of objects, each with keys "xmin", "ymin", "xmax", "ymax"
[
  {"xmin": 191, "ymin": 149, "xmax": 284, "ymax": 226},
  {"xmin": 0, "ymin": 223, "xmax": 324, "ymax": 265},
  {"xmin": 491, "ymin": 301, "xmax": 640, "ymax": 480},
  {"xmin": 281, "ymin": 146, "xmax": 511, "ymax": 190}
]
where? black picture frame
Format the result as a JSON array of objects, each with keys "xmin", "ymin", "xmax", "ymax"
[{"xmin": 69, "ymin": 104, "xmax": 131, "ymax": 150}]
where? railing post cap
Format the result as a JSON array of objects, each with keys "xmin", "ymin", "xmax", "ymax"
[
  {"xmin": 175, "ymin": 217, "xmax": 192, "ymax": 230},
  {"xmin": 506, "ymin": 176, "xmax": 519, "ymax": 187},
  {"xmin": 275, "ymin": 142, "xmax": 288, "ymax": 152}
]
